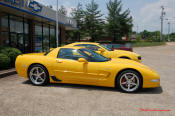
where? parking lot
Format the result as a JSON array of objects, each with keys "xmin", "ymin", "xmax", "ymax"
[{"xmin": 0, "ymin": 43, "xmax": 175, "ymax": 116}]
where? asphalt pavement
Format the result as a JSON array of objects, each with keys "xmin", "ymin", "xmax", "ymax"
[{"xmin": 0, "ymin": 42, "xmax": 175, "ymax": 116}]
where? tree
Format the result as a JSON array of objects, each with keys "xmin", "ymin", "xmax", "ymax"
[
  {"xmin": 70, "ymin": 3, "xmax": 85, "ymax": 41},
  {"xmin": 84, "ymin": 0, "xmax": 104, "ymax": 42},
  {"xmin": 119, "ymin": 9, "xmax": 133, "ymax": 38},
  {"xmin": 59, "ymin": 5, "xmax": 67, "ymax": 16},
  {"xmin": 106, "ymin": 0, "xmax": 133, "ymax": 42},
  {"xmin": 140, "ymin": 30, "xmax": 150, "ymax": 39},
  {"xmin": 47, "ymin": 5, "xmax": 53, "ymax": 9}
]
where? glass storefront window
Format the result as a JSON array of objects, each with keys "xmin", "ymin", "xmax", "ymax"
[
  {"xmin": 34, "ymin": 24, "xmax": 57, "ymax": 52},
  {"xmin": 24, "ymin": 23, "xmax": 29, "ymax": 34},
  {"xmin": 1, "ymin": 13, "xmax": 9, "ymax": 46},
  {"xmin": 43, "ymin": 25, "xmax": 49, "ymax": 51},
  {"xmin": 50, "ymin": 26, "xmax": 56, "ymax": 48},
  {"xmin": 24, "ymin": 21, "xmax": 30, "ymax": 53},
  {"xmin": 2, "ymin": 14, "xmax": 8, "ymax": 29},
  {"xmin": 1, "ymin": 13, "xmax": 29, "ymax": 52},
  {"xmin": 1, "ymin": 32, "xmax": 9, "ymax": 45},
  {"xmin": 34, "ymin": 23, "xmax": 42, "ymax": 52},
  {"xmin": 1, "ymin": 13, "xmax": 61, "ymax": 53},
  {"xmin": 10, "ymin": 15, "xmax": 24, "ymax": 52}
]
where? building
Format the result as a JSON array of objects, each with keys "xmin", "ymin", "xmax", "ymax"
[{"xmin": 0, "ymin": 0, "xmax": 77, "ymax": 53}]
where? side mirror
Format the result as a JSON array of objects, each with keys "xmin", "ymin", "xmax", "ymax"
[
  {"xmin": 98, "ymin": 48, "xmax": 105, "ymax": 53},
  {"xmin": 78, "ymin": 58, "xmax": 88, "ymax": 64}
]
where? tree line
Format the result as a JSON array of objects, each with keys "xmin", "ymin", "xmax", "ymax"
[
  {"xmin": 59, "ymin": 0, "xmax": 133, "ymax": 42},
  {"xmin": 133, "ymin": 30, "xmax": 175, "ymax": 42}
]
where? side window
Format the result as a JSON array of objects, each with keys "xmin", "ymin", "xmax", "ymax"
[
  {"xmin": 75, "ymin": 44, "xmax": 88, "ymax": 47},
  {"xmin": 104, "ymin": 44, "xmax": 112, "ymax": 49},
  {"xmin": 58, "ymin": 48, "xmax": 84, "ymax": 60},
  {"xmin": 75, "ymin": 44, "xmax": 100, "ymax": 51}
]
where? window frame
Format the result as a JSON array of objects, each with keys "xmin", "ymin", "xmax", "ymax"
[
  {"xmin": 75, "ymin": 44, "xmax": 101, "ymax": 51},
  {"xmin": 57, "ymin": 48, "xmax": 87, "ymax": 61}
]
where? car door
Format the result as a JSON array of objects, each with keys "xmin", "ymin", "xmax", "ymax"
[
  {"xmin": 83, "ymin": 62, "xmax": 111, "ymax": 83},
  {"xmin": 78, "ymin": 48, "xmax": 112, "ymax": 83},
  {"xmin": 51, "ymin": 48, "xmax": 107, "ymax": 84},
  {"xmin": 51, "ymin": 48, "xmax": 86, "ymax": 82}
]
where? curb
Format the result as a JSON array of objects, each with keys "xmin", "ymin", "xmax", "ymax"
[{"xmin": 0, "ymin": 69, "xmax": 17, "ymax": 79}]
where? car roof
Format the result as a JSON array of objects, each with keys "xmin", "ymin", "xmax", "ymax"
[
  {"xmin": 102, "ymin": 43, "xmax": 120, "ymax": 45},
  {"xmin": 59, "ymin": 46, "xmax": 86, "ymax": 49},
  {"xmin": 65, "ymin": 42, "xmax": 100, "ymax": 46}
]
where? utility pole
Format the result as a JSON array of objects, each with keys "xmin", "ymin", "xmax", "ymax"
[
  {"xmin": 56, "ymin": 0, "xmax": 59, "ymax": 47},
  {"xmin": 136, "ymin": 25, "xmax": 139, "ymax": 34},
  {"xmin": 160, "ymin": 6, "xmax": 166, "ymax": 42},
  {"xmin": 168, "ymin": 22, "xmax": 170, "ymax": 41}
]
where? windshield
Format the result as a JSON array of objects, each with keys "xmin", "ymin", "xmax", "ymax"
[
  {"xmin": 100, "ymin": 44, "xmax": 113, "ymax": 51},
  {"xmin": 79, "ymin": 48, "xmax": 110, "ymax": 62},
  {"xmin": 44, "ymin": 48, "xmax": 55, "ymax": 56}
]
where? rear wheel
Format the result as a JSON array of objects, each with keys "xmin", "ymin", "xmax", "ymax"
[
  {"xmin": 28, "ymin": 64, "xmax": 49, "ymax": 86},
  {"xmin": 117, "ymin": 70, "xmax": 142, "ymax": 93}
]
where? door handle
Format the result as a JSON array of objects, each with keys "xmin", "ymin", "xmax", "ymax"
[{"xmin": 56, "ymin": 59, "xmax": 62, "ymax": 63}]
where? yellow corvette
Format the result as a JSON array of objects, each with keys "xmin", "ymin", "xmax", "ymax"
[
  {"xmin": 65, "ymin": 42, "xmax": 142, "ymax": 62},
  {"xmin": 15, "ymin": 47, "xmax": 160, "ymax": 93}
]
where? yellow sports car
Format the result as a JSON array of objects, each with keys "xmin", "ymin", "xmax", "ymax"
[
  {"xmin": 15, "ymin": 47, "xmax": 160, "ymax": 93},
  {"xmin": 65, "ymin": 42, "xmax": 142, "ymax": 62}
]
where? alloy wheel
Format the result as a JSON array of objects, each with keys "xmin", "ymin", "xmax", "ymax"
[
  {"xmin": 120, "ymin": 73, "xmax": 140, "ymax": 92},
  {"xmin": 29, "ymin": 67, "xmax": 46, "ymax": 85}
]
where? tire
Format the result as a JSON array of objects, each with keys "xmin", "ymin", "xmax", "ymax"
[
  {"xmin": 117, "ymin": 70, "xmax": 142, "ymax": 93},
  {"xmin": 28, "ymin": 64, "xmax": 49, "ymax": 86}
]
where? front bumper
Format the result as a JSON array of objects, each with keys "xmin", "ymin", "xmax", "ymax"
[{"xmin": 143, "ymin": 78, "xmax": 160, "ymax": 88}]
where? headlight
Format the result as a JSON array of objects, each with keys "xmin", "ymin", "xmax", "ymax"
[{"xmin": 151, "ymin": 79, "xmax": 160, "ymax": 82}]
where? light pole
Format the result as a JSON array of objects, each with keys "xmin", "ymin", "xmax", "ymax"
[
  {"xmin": 166, "ymin": 18, "xmax": 175, "ymax": 41},
  {"xmin": 160, "ymin": 6, "xmax": 166, "ymax": 42},
  {"xmin": 136, "ymin": 25, "xmax": 139, "ymax": 34},
  {"xmin": 168, "ymin": 22, "xmax": 170, "ymax": 41},
  {"xmin": 56, "ymin": 0, "xmax": 59, "ymax": 47}
]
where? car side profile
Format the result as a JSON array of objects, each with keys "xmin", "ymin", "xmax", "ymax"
[
  {"xmin": 15, "ymin": 47, "xmax": 160, "ymax": 93},
  {"xmin": 102, "ymin": 43, "xmax": 133, "ymax": 52},
  {"xmin": 64, "ymin": 42, "xmax": 141, "ymax": 62}
]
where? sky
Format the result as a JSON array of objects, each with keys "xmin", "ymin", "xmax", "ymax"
[{"xmin": 36, "ymin": 0, "xmax": 175, "ymax": 34}]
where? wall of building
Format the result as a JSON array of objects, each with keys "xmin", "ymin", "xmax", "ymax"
[
  {"xmin": 0, "ymin": 0, "xmax": 76, "ymax": 53},
  {"xmin": 0, "ymin": 10, "xmax": 2, "ymax": 45},
  {"xmin": 0, "ymin": 0, "xmax": 77, "ymax": 29}
]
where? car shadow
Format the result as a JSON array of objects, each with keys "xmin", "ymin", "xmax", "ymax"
[
  {"xmin": 137, "ymin": 87, "xmax": 163, "ymax": 94},
  {"xmin": 23, "ymin": 80, "xmax": 163, "ymax": 94}
]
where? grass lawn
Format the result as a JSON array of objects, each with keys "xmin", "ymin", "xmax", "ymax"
[{"xmin": 132, "ymin": 42, "xmax": 165, "ymax": 47}]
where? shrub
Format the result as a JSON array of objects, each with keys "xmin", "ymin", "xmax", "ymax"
[
  {"xmin": 0, "ymin": 47, "xmax": 22, "ymax": 67},
  {"xmin": 0, "ymin": 53, "xmax": 10, "ymax": 69},
  {"xmin": 0, "ymin": 46, "xmax": 6, "ymax": 51}
]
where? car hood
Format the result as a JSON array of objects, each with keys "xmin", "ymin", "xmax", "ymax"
[{"xmin": 112, "ymin": 50, "xmax": 139, "ymax": 57}]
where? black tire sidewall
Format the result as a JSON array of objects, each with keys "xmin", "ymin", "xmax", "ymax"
[
  {"xmin": 28, "ymin": 64, "xmax": 49, "ymax": 86},
  {"xmin": 117, "ymin": 70, "xmax": 142, "ymax": 93}
]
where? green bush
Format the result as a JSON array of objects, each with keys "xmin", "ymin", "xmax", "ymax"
[
  {"xmin": 0, "ymin": 53, "xmax": 10, "ymax": 69},
  {"xmin": 0, "ymin": 47, "xmax": 22, "ymax": 67},
  {"xmin": 132, "ymin": 42, "xmax": 165, "ymax": 47},
  {"xmin": 0, "ymin": 46, "xmax": 6, "ymax": 51}
]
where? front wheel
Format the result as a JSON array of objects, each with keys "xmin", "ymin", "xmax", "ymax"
[
  {"xmin": 28, "ymin": 64, "xmax": 49, "ymax": 86},
  {"xmin": 117, "ymin": 70, "xmax": 142, "ymax": 93}
]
